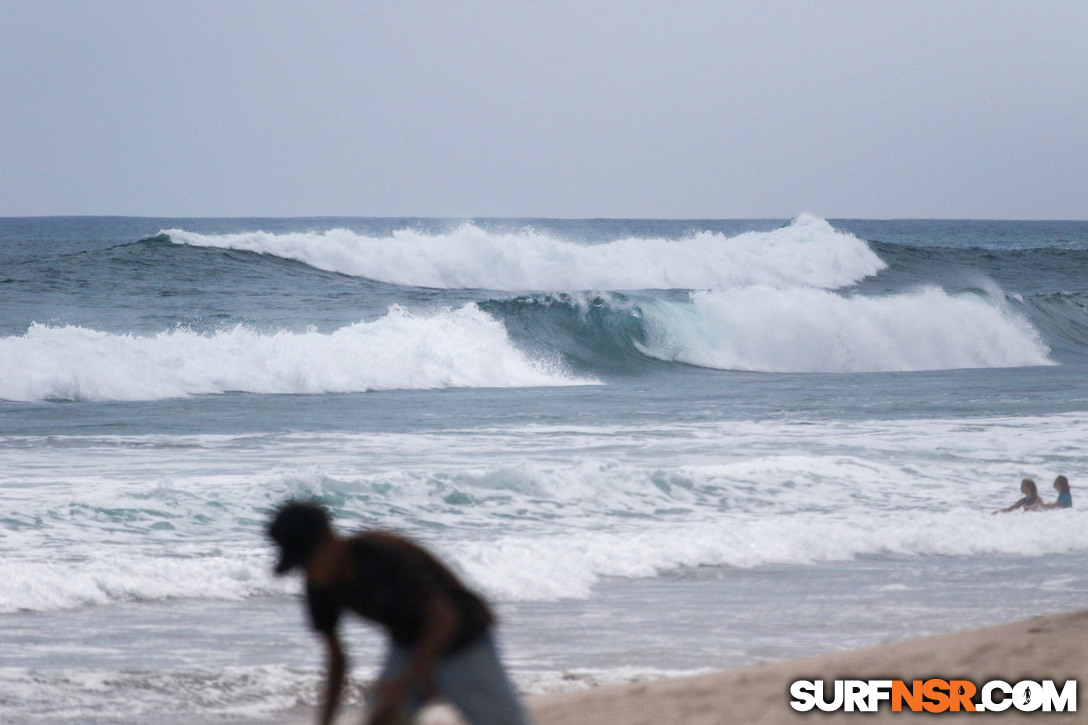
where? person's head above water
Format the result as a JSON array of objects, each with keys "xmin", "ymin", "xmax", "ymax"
[
  {"xmin": 267, "ymin": 500, "xmax": 333, "ymax": 575},
  {"xmin": 1020, "ymin": 478, "xmax": 1038, "ymax": 497}
]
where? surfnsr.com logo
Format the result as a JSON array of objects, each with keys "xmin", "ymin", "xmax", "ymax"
[{"xmin": 790, "ymin": 679, "xmax": 1076, "ymax": 713}]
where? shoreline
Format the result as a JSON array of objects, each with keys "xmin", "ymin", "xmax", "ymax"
[
  {"xmin": 525, "ymin": 608, "xmax": 1087, "ymax": 724},
  {"xmin": 260, "ymin": 609, "xmax": 1087, "ymax": 724}
]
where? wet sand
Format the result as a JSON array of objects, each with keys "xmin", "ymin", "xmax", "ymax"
[{"xmin": 526, "ymin": 609, "xmax": 1087, "ymax": 725}]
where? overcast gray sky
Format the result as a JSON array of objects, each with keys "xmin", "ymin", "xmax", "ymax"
[{"xmin": 2, "ymin": 1, "xmax": 1085, "ymax": 219}]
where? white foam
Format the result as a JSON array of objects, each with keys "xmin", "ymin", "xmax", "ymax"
[
  {"xmin": 0, "ymin": 664, "xmax": 313, "ymax": 721},
  {"xmin": 516, "ymin": 666, "xmax": 717, "ymax": 695},
  {"xmin": 2, "ymin": 414, "xmax": 1086, "ymax": 610},
  {"xmin": 164, "ymin": 215, "xmax": 886, "ymax": 291},
  {"xmin": 450, "ymin": 507, "xmax": 1088, "ymax": 602},
  {"xmin": 637, "ymin": 285, "xmax": 1053, "ymax": 372},
  {"xmin": 0, "ymin": 550, "xmax": 279, "ymax": 614},
  {"xmin": 0, "ymin": 305, "xmax": 593, "ymax": 402}
]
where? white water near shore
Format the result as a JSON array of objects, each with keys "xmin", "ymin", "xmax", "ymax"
[{"xmin": 2, "ymin": 413, "xmax": 1086, "ymax": 613}]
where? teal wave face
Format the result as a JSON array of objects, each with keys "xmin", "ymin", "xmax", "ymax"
[
  {"xmin": 481, "ymin": 287, "xmax": 1059, "ymax": 376},
  {"xmin": 480, "ymin": 293, "xmax": 666, "ymax": 374}
]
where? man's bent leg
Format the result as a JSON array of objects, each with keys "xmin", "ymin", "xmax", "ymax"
[
  {"xmin": 432, "ymin": 633, "xmax": 530, "ymax": 725},
  {"xmin": 370, "ymin": 646, "xmax": 427, "ymax": 720}
]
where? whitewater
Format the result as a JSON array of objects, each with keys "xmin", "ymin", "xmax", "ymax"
[
  {"xmin": 161, "ymin": 214, "xmax": 886, "ymax": 291},
  {"xmin": 1, "ymin": 216, "xmax": 1087, "ymax": 723},
  {"xmin": 0, "ymin": 216, "xmax": 1057, "ymax": 403}
]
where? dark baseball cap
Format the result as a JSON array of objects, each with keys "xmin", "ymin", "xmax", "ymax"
[{"xmin": 267, "ymin": 501, "xmax": 331, "ymax": 575}]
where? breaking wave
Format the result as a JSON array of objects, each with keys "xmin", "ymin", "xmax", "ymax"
[
  {"xmin": 0, "ymin": 305, "xmax": 591, "ymax": 402},
  {"xmin": 163, "ymin": 214, "xmax": 885, "ymax": 291}
]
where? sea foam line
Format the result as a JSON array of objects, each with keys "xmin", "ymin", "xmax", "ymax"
[{"xmin": 4, "ymin": 507, "xmax": 1083, "ymax": 612}]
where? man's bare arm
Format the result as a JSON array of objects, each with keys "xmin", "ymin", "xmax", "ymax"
[{"xmin": 320, "ymin": 632, "xmax": 347, "ymax": 725}]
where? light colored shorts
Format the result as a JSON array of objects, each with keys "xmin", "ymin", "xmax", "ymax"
[{"xmin": 375, "ymin": 632, "xmax": 531, "ymax": 725}]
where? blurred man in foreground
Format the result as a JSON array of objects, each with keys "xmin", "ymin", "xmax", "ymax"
[{"xmin": 267, "ymin": 500, "xmax": 530, "ymax": 725}]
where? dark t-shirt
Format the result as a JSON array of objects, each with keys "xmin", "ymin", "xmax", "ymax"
[{"xmin": 306, "ymin": 531, "xmax": 494, "ymax": 652}]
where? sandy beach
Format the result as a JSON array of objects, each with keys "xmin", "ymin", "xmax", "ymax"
[
  {"xmin": 264, "ymin": 610, "xmax": 1086, "ymax": 724},
  {"xmin": 524, "ymin": 609, "xmax": 1086, "ymax": 725}
]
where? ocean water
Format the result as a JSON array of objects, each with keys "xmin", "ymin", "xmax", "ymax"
[{"xmin": 1, "ymin": 215, "xmax": 1087, "ymax": 723}]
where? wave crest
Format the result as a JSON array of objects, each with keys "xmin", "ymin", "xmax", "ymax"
[
  {"xmin": 0, "ymin": 305, "xmax": 593, "ymax": 402},
  {"xmin": 636, "ymin": 286, "xmax": 1053, "ymax": 373},
  {"xmin": 163, "ymin": 214, "xmax": 885, "ymax": 291}
]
